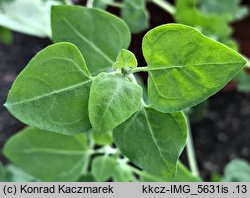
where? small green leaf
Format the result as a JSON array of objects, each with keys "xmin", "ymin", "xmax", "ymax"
[
  {"xmin": 200, "ymin": 0, "xmax": 248, "ymax": 21},
  {"xmin": 122, "ymin": 0, "xmax": 149, "ymax": 33},
  {"xmin": 4, "ymin": 127, "xmax": 90, "ymax": 182},
  {"xmin": 5, "ymin": 165, "xmax": 37, "ymax": 182},
  {"xmin": 93, "ymin": 0, "xmax": 114, "ymax": 9},
  {"xmin": 93, "ymin": 130, "xmax": 113, "ymax": 145},
  {"xmin": 5, "ymin": 42, "xmax": 92, "ymax": 135},
  {"xmin": 175, "ymin": 0, "xmax": 232, "ymax": 39},
  {"xmin": 0, "ymin": 26, "xmax": 12, "ymax": 44},
  {"xmin": 91, "ymin": 155, "xmax": 116, "ymax": 181},
  {"xmin": 143, "ymin": 24, "xmax": 246, "ymax": 112},
  {"xmin": 89, "ymin": 73, "xmax": 143, "ymax": 133},
  {"xmin": 236, "ymin": 70, "xmax": 250, "ymax": 93},
  {"xmin": 114, "ymin": 107, "xmax": 187, "ymax": 178},
  {"xmin": 113, "ymin": 161, "xmax": 135, "ymax": 182},
  {"xmin": 113, "ymin": 49, "xmax": 137, "ymax": 69},
  {"xmin": 0, "ymin": 162, "xmax": 5, "ymax": 181},
  {"xmin": 78, "ymin": 174, "xmax": 96, "ymax": 182},
  {"xmin": 222, "ymin": 159, "xmax": 250, "ymax": 182},
  {"xmin": 52, "ymin": 6, "xmax": 131, "ymax": 74},
  {"xmin": 0, "ymin": 0, "xmax": 62, "ymax": 37},
  {"xmin": 141, "ymin": 162, "xmax": 201, "ymax": 181}
]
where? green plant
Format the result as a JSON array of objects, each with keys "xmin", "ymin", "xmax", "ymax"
[{"xmin": 2, "ymin": 5, "xmax": 246, "ymax": 182}]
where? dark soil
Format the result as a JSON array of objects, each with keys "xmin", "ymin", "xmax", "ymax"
[
  {"xmin": 0, "ymin": 1, "xmax": 249, "ymax": 180},
  {"xmin": 190, "ymin": 91, "xmax": 250, "ymax": 180}
]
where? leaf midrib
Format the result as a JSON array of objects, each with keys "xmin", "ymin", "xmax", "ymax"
[
  {"xmin": 7, "ymin": 80, "xmax": 92, "ymax": 107},
  {"xmin": 10, "ymin": 148, "xmax": 85, "ymax": 156},
  {"xmin": 147, "ymin": 61, "xmax": 244, "ymax": 71},
  {"xmin": 97, "ymin": 80, "xmax": 122, "ymax": 131},
  {"xmin": 142, "ymin": 108, "xmax": 170, "ymax": 171},
  {"xmin": 62, "ymin": 17, "xmax": 114, "ymax": 65}
]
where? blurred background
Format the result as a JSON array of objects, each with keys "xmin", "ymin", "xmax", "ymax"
[{"xmin": 0, "ymin": 0, "xmax": 250, "ymax": 181}]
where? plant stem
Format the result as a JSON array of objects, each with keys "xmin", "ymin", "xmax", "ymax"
[
  {"xmin": 86, "ymin": 0, "xmax": 94, "ymax": 8},
  {"xmin": 243, "ymin": 55, "xmax": 250, "ymax": 68},
  {"xmin": 185, "ymin": 115, "xmax": 200, "ymax": 177},
  {"xmin": 149, "ymin": 0, "xmax": 176, "ymax": 15},
  {"xmin": 131, "ymin": 66, "xmax": 148, "ymax": 73},
  {"xmin": 127, "ymin": 74, "xmax": 147, "ymax": 106},
  {"xmin": 109, "ymin": 2, "xmax": 123, "ymax": 8},
  {"xmin": 65, "ymin": 0, "xmax": 73, "ymax": 5}
]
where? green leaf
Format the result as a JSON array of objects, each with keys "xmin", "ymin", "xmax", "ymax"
[
  {"xmin": 89, "ymin": 73, "xmax": 143, "ymax": 133},
  {"xmin": 236, "ymin": 70, "xmax": 250, "ymax": 93},
  {"xmin": 93, "ymin": 0, "xmax": 114, "ymax": 9},
  {"xmin": 93, "ymin": 130, "xmax": 113, "ymax": 145},
  {"xmin": 113, "ymin": 107, "xmax": 187, "ymax": 178},
  {"xmin": 3, "ymin": 127, "xmax": 90, "ymax": 182},
  {"xmin": 113, "ymin": 49, "xmax": 137, "ymax": 69},
  {"xmin": 0, "ymin": 0, "xmax": 62, "ymax": 37},
  {"xmin": 0, "ymin": 162, "xmax": 5, "ymax": 181},
  {"xmin": 0, "ymin": 26, "xmax": 12, "ymax": 44},
  {"xmin": 121, "ymin": 0, "xmax": 149, "ymax": 33},
  {"xmin": 175, "ymin": 0, "xmax": 232, "ymax": 39},
  {"xmin": 143, "ymin": 24, "xmax": 246, "ymax": 112},
  {"xmin": 200, "ymin": 0, "xmax": 248, "ymax": 21},
  {"xmin": 141, "ymin": 162, "xmax": 201, "ymax": 181},
  {"xmin": 5, "ymin": 42, "xmax": 92, "ymax": 135},
  {"xmin": 91, "ymin": 155, "xmax": 116, "ymax": 181},
  {"xmin": 52, "ymin": 6, "xmax": 131, "ymax": 74},
  {"xmin": 222, "ymin": 159, "xmax": 250, "ymax": 182},
  {"xmin": 78, "ymin": 174, "xmax": 96, "ymax": 182},
  {"xmin": 5, "ymin": 165, "xmax": 38, "ymax": 182},
  {"xmin": 113, "ymin": 161, "xmax": 135, "ymax": 182}
]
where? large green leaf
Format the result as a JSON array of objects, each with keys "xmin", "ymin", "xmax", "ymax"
[
  {"xmin": 52, "ymin": 6, "xmax": 131, "ymax": 74},
  {"xmin": 4, "ymin": 127, "xmax": 90, "ymax": 181},
  {"xmin": 114, "ymin": 107, "xmax": 187, "ymax": 177},
  {"xmin": 143, "ymin": 24, "xmax": 246, "ymax": 112},
  {"xmin": 121, "ymin": 0, "xmax": 149, "ymax": 33},
  {"xmin": 141, "ymin": 162, "xmax": 201, "ymax": 181},
  {"xmin": 5, "ymin": 42, "xmax": 92, "ymax": 135},
  {"xmin": 89, "ymin": 73, "xmax": 143, "ymax": 133},
  {"xmin": 0, "ymin": 0, "xmax": 62, "ymax": 37}
]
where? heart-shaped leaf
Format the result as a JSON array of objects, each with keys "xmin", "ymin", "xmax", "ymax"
[
  {"xmin": 52, "ymin": 6, "xmax": 131, "ymax": 74},
  {"xmin": 5, "ymin": 42, "xmax": 92, "ymax": 135},
  {"xmin": 143, "ymin": 24, "xmax": 246, "ymax": 112},
  {"xmin": 89, "ymin": 73, "xmax": 143, "ymax": 133},
  {"xmin": 4, "ymin": 127, "xmax": 90, "ymax": 181},
  {"xmin": 114, "ymin": 107, "xmax": 187, "ymax": 177}
]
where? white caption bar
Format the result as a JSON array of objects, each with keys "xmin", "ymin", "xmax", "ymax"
[{"xmin": 0, "ymin": 182, "xmax": 249, "ymax": 198}]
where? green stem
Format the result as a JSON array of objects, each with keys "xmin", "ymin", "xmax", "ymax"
[
  {"xmin": 149, "ymin": 0, "xmax": 176, "ymax": 15},
  {"xmin": 242, "ymin": 55, "xmax": 250, "ymax": 68},
  {"xmin": 185, "ymin": 115, "xmax": 200, "ymax": 177},
  {"xmin": 109, "ymin": 2, "xmax": 123, "ymax": 8},
  {"xmin": 131, "ymin": 66, "xmax": 148, "ymax": 73},
  {"xmin": 127, "ymin": 74, "xmax": 147, "ymax": 106},
  {"xmin": 64, "ymin": 0, "xmax": 73, "ymax": 5},
  {"xmin": 86, "ymin": 0, "xmax": 94, "ymax": 8}
]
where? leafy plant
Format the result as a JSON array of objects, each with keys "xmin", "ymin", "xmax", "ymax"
[
  {"xmin": 2, "ymin": 5, "xmax": 247, "ymax": 182},
  {"xmin": 0, "ymin": 0, "xmax": 69, "ymax": 38}
]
